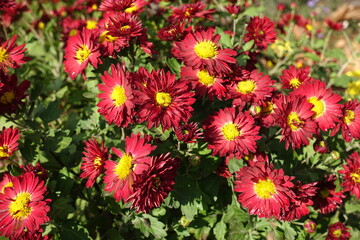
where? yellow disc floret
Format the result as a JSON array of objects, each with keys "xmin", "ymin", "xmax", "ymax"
[
  {"xmin": 111, "ymin": 85, "xmax": 127, "ymax": 107},
  {"xmin": 9, "ymin": 192, "xmax": 32, "ymax": 220},
  {"xmin": 287, "ymin": 112, "xmax": 303, "ymax": 131},
  {"xmin": 344, "ymin": 110, "xmax": 355, "ymax": 124},
  {"xmin": 0, "ymin": 47, "xmax": 9, "ymax": 63},
  {"xmin": 156, "ymin": 92, "xmax": 172, "ymax": 107},
  {"xmin": 254, "ymin": 179, "xmax": 276, "ymax": 199},
  {"xmin": 0, "ymin": 91, "xmax": 15, "ymax": 104},
  {"xmin": 289, "ymin": 78, "xmax": 302, "ymax": 88},
  {"xmin": 0, "ymin": 145, "xmax": 9, "ymax": 158},
  {"xmin": 308, "ymin": 97, "xmax": 325, "ymax": 118},
  {"xmin": 75, "ymin": 44, "xmax": 91, "ymax": 63},
  {"xmin": 194, "ymin": 40, "xmax": 218, "ymax": 59},
  {"xmin": 237, "ymin": 80, "xmax": 256, "ymax": 94},
  {"xmin": 350, "ymin": 169, "xmax": 360, "ymax": 183},
  {"xmin": 115, "ymin": 154, "xmax": 133, "ymax": 180},
  {"xmin": 197, "ymin": 69, "xmax": 215, "ymax": 86},
  {"xmin": 222, "ymin": 123, "xmax": 240, "ymax": 141}
]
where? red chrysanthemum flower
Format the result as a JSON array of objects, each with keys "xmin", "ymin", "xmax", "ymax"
[
  {"xmin": 312, "ymin": 175, "xmax": 345, "ymax": 214},
  {"xmin": 174, "ymin": 122, "xmax": 203, "ymax": 143},
  {"xmin": 0, "ymin": 35, "xmax": 28, "ymax": 72},
  {"xmin": 9, "ymin": 228, "xmax": 51, "ymax": 240},
  {"xmin": 293, "ymin": 80, "xmax": 342, "ymax": 132},
  {"xmin": 203, "ymin": 107, "xmax": 261, "ymax": 158},
  {"xmin": 313, "ymin": 138, "xmax": 330, "ymax": 154},
  {"xmin": 229, "ymin": 69, "xmax": 275, "ymax": 105},
  {"xmin": 0, "ymin": 173, "xmax": 15, "ymax": 194},
  {"xmin": 338, "ymin": 151, "xmax": 360, "ymax": 199},
  {"xmin": 0, "ymin": 172, "xmax": 50, "ymax": 238},
  {"xmin": 105, "ymin": 12, "xmax": 142, "ymax": 39},
  {"xmin": 172, "ymin": 29, "xmax": 237, "ymax": 75},
  {"xmin": 244, "ymin": 16, "xmax": 277, "ymax": 50},
  {"xmin": 99, "ymin": 0, "xmax": 135, "ymax": 11},
  {"xmin": 157, "ymin": 22, "xmax": 186, "ymax": 42},
  {"xmin": 97, "ymin": 63, "xmax": 135, "ymax": 127},
  {"xmin": 326, "ymin": 222, "xmax": 351, "ymax": 240},
  {"xmin": 330, "ymin": 100, "xmax": 360, "ymax": 142},
  {"xmin": 325, "ymin": 19, "xmax": 343, "ymax": 31},
  {"xmin": 103, "ymin": 133, "xmax": 156, "ymax": 202},
  {"xmin": 80, "ymin": 138, "xmax": 110, "ymax": 188},
  {"xmin": 0, "ymin": 0, "xmax": 16, "ymax": 10},
  {"xmin": 180, "ymin": 66, "xmax": 227, "ymax": 100},
  {"xmin": 225, "ymin": 4, "xmax": 241, "ymax": 15},
  {"xmin": 135, "ymin": 69, "xmax": 196, "ymax": 131},
  {"xmin": 216, "ymin": 161, "xmax": 232, "ymax": 179},
  {"xmin": 0, "ymin": 126, "xmax": 20, "ymax": 160},
  {"xmin": 63, "ymin": 28, "xmax": 102, "ymax": 80},
  {"xmin": 280, "ymin": 65, "xmax": 312, "ymax": 89},
  {"xmin": 20, "ymin": 163, "xmax": 48, "ymax": 182},
  {"xmin": 169, "ymin": 2, "xmax": 215, "ymax": 22},
  {"xmin": 0, "ymin": 71, "xmax": 30, "ymax": 115},
  {"xmin": 304, "ymin": 220, "xmax": 317, "ymax": 233},
  {"xmin": 274, "ymin": 94, "xmax": 317, "ymax": 149},
  {"xmin": 256, "ymin": 94, "xmax": 280, "ymax": 128},
  {"xmin": 234, "ymin": 161, "xmax": 295, "ymax": 219},
  {"xmin": 279, "ymin": 181, "xmax": 318, "ymax": 221},
  {"xmin": 128, "ymin": 153, "xmax": 180, "ymax": 213}
]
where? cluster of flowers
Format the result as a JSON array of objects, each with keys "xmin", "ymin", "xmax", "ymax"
[{"xmin": 0, "ymin": 127, "xmax": 51, "ymax": 239}]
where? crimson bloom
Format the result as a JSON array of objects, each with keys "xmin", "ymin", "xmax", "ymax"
[
  {"xmin": 63, "ymin": 28, "xmax": 102, "ymax": 80},
  {"xmin": 0, "ymin": 126, "xmax": 20, "ymax": 160},
  {"xmin": 20, "ymin": 163, "xmax": 48, "ymax": 182},
  {"xmin": 338, "ymin": 151, "xmax": 360, "ymax": 199},
  {"xmin": 135, "ymin": 69, "xmax": 196, "ymax": 131},
  {"xmin": 0, "ymin": 172, "xmax": 51, "ymax": 238},
  {"xmin": 326, "ymin": 222, "xmax": 351, "ymax": 240},
  {"xmin": 174, "ymin": 122, "xmax": 203, "ymax": 143},
  {"xmin": 325, "ymin": 19, "xmax": 343, "ymax": 31},
  {"xmin": 274, "ymin": 94, "xmax": 317, "ymax": 149},
  {"xmin": 0, "ymin": 71, "xmax": 30, "ymax": 115},
  {"xmin": 330, "ymin": 99, "xmax": 360, "ymax": 142},
  {"xmin": 234, "ymin": 161, "xmax": 295, "ymax": 219},
  {"xmin": 128, "ymin": 153, "xmax": 180, "ymax": 213},
  {"xmin": 312, "ymin": 175, "xmax": 345, "ymax": 214},
  {"xmin": 103, "ymin": 133, "xmax": 156, "ymax": 202},
  {"xmin": 97, "ymin": 63, "xmax": 135, "ymax": 127},
  {"xmin": 99, "ymin": 0, "xmax": 135, "ymax": 11},
  {"xmin": 0, "ymin": 35, "xmax": 28, "ymax": 72},
  {"xmin": 304, "ymin": 220, "xmax": 317, "ymax": 233},
  {"xmin": 157, "ymin": 23, "xmax": 186, "ymax": 42},
  {"xmin": 80, "ymin": 138, "xmax": 110, "ymax": 188},
  {"xmin": 280, "ymin": 65, "xmax": 312, "ymax": 89},
  {"xmin": 169, "ymin": 2, "xmax": 215, "ymax": 22},
  {"xmin": 203, "ymin": 107, "xmax": 261, "ymax": 158},
  {"xmin": 172, "ymin": 28, "xmax": 237, "ymax": 75},
  {"xmin": 105, "ymin": 12, "xmax": 142, "ymax": 39},
  {"xmin": 244, "ymin": 16, "xmax": 277, "ymax": 50}
]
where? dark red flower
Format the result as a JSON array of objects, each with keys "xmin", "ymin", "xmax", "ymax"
[
  {"xmin": 20, "ymin": 163, "xmax": 48, "ymax": 182},
  {"xmin": 0, "ymin": 35, "xmax": 28, "ymax": 72},
  {"xmin": 169, "ymin": 2, "xmax": 215, "ymax": 22},
  {"xmin": 338, "ymin": 151, "xmax": 360, "ymax": 199},
  {"xmin": 244, "ymin": 16, "xmax": 277, "ymax": 50},
  {"xmin": 0, "ymin": 126, "xmax": 20, "ymax": 160},
  {"xmin": 325, "ymin": 19, "xmax": 343, "ymax": 31},
  {"xmin": 326, "ymin": 222, "xmax": 351, "ymax": 240},
  {"xmin": 174, "ymin": 122, "xmax": 203, "ymax": 143}
]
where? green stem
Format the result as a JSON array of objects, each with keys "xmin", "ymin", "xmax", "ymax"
[{"xmin": 320, "ymin": 29, "xmax": 333, "ymax": 63}]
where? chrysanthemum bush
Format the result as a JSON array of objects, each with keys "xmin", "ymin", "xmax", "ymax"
[{"xmin": 1, "ymin": 0, "xmax": 360, "ymax": 239}]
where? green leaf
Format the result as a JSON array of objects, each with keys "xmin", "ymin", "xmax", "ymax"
[
  {"xmin": 236, "ymin": 54, "xmax": 250, "ymax": 66},
  {"xmin": 242, "ymin": 40, "xmax": 254, "ymax": 52},
  {"xmin": 214, "ymin": 221, "xmax": 227, "ymax": 240},
  {"xmin": 58, "ymin": 223, "xmax": 92, "ymax": 240},
  {"xmin": 242, "ymin": 6, "xmax": 265, "ymax": 17},
  {"xmin": 216, "ymin": 27, "xmax": 232, "ymax": 48},
  {"xmin": 166, "ymin": 57, "xmax": 181, "ymax": 75},
  {"xmin": 39, "ymin": 100, "xmax": 61, "ymax": 124},
  {"xmin": 283, "ymin": 222, "xmax": 297, "ymax": 240},
  {"xmin": 133, "ymin": 214, "xmax": 167, "ymax": 239}
]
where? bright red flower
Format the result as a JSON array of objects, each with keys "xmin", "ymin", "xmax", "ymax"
[
  {"xmin": 97, "ymin": 63, "xmax": 135, "ymax": 127},
  {"xmin": 128, "ymin": 153, "xmax": 180, "ymax": 213},
  {"xmin": 293, "ymin": 80, "xmax": 342, "ymax": 132},
  {"xmin": 244, "ymin": 16, "xmax": 277, "ymax": 50},
  {"xmin": 0, "ymin": 71, "xmax": 30, "ymax": 115},
  {"xmin": 64, "ymin": 28, "xmax": 102, "ymax": 80},
  {"xmin": 169, "ymin": 2, "xmax": 215, "ymax": 22},
  {"xmin": 105, "ymin": 12, "xmax": 142, "ymax": 39},
  {"xmin": 225, "ymin": 4, "xmax": 241, "ymax": 15},
  {"xmin": 234, "ymin": 161, "xmax": 295, "ymax": 219},
  {"xmin": 103, "ymin": 133, "xmax": 156, "ymax": 202},
  {"xmin": 338, "ymin": 151, "xmax": 360, "ymax": 199},
  {"xmin": 157, "ymin": 22, "xmax": 186, "ymax": 42},
  {"xmin": 0, "ymin": 173, "xmax": 15, "ymax": 194},
  {"xmin": 0, "ymin": 172, "xmax": 51, "ymax": 238},
  {"xmin": 172, "ymin": 29, "xmax": 237, "ymax": 75},
  {"xmin": 174, "ymin": 122, "xmax": 203, "ymax": 143},
  {"xmin": 9, "ymin": 228, "xmax": 51, "ymax": 240},
  {"xmin": 0, "ymin": 0, "xmax": 16, "ymax": 10},
  {"xmin": 274, "ymin": 94, "xmax": 317, "ymax": 149},
  {"xmin": 0, "ymin": 35, "xmax": 28, "ymax": 72},
  {"xmin": 330, "ymin": 100, "xmax": 360, "ymax": 142},
  {"xmin": 135, "ymin": 69, "xmax": 196, "ymax": 131},
  {"xmin": 229, "ymin": 69, "xmax": 275, "ymax": 105},
  {"xmin": 325, "ymin": 19, "xmax": 343, "ymax": 31},
  {"xmin": 180, "ymin": 66, "xmax": 227, "ymax": 100},
  {"xmin": 99, "ymin": 0, "xmax": 135, "ymax": 11},
  {"xmin": 313, "ymin": 138, "xmax": 330, "ymax": 154},
  {"xmin": 80, "ymin": 138, "xmax": 110, "ymax": 188},
  {"xmin": 0, "ymin": 126, "xmax": 20, "ymax": 160},
  {"xmin": 312, "ymin": 175, "xmax": 345, "ymax": 214},
  {"xmin": 20, "ymin": 163, "xmax": 48, "ymax": 182},
  {"xmin": 326, "ymin": 222, "xmax": 351, "ymax": 240},
  {"xmin": 280, "ymin": 65, "xmax": 312, "ymax": 89},
  {"xmin": 203, "ymin": 107, "xmax": 261, "ymax": 158},
  {"xmin": 304, "ymin": 220, "xmax": 317, "ymax": 233}
]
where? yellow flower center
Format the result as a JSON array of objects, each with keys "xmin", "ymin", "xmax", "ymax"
[
  {"xmin": 156, "ymin": 92, "xmax": 172, "ymax": 107},
  {"xmin": 261, "ymin": 101, "xmax": 274, "ymax": 114},
  {"xmin": 333, "ymin": 229, "xmax": 342, "ymax": 238},
  {"xmin": 69, "ymin": 29, "xmax": 78, "ymax": 36},
  {"xmin": 1, "ymin": 181, "xmax": 13, "ymax": 194},
  {"xmin": 111, "ymin": 85, "xmax": 127, "ymax": 107},
  {"xmin": 125, "ymin": 4, "xmax": 138, "ymax": 13},
  {"xmin": 287, "ymin": 112, "xmax": 303, "ymax": 131},
  {"xmin": 346, "ymin": 80, "xmax": 360, "ymax": 97},
  {"xmin": 86, "ymin": 20, "xmax": 98, "ymax": 30},
  {"xmin": 115, "ymin": 154, "xmax": 133, "ymax": 180},
  {"xmin": 305, "ymin": 24, "xmax": 313, "ymax": 32},
  {"xmin": 194, "ymin": 41, "xmax": 218, "ymax": 59},
  {"xmin": 320, "ymin": 188, "xmax": 330, "ymax": 198},
  {"xmin": 197, "ymin": 69, "xmax": 215, "ymax": 86},
  {"xmin": 99, "ymin": 31, "xmax": 118, "ymax": 43},
  {"xmin": 75, "ymin": 45, "xmax": 91, "ymax": 63},
  {"xmin": 243, "ymin": 153, "xmax": 254, "ymax": 161},
  {"xmin": 254, "ymin": 179, "xmax": 276, "ymax": 199},
  {"xmin": 308, "ymin": 97, "xmax": 325, "ymax": 119},
  {"xmin": 92, "ymin": 4, "xmax": 98, "ymax": 10},
  {"xmin": 9, "ymin": 192, "xmax": 32, "ymax": 220},
  {"xmin": 93, "ymin": 157, "xmax": 102, "ymax": 168},
  {"xmin": 344, "ymin": 110, "xmax": 355, "ymax": 124},
  {"xmin": 350, "ymin": 169, "xmax": 360, "ymax": 183},
  {"xmin": 0, "ymin": 47, "xmax": 9, "ymax": 63},
  {"xmin": 38, "ymin": 21, "xmax": 45, "ymax": 30},
  {"xmin": 0, "ymin": 145, "xmax": 9, "ymax": 158},
  {"xmin": 120, "ymin": 25, "xmax": 130, "ymax": 31},
  {"xmin": 289, "ymin": 78, "xmax": 302, "ymax": 88},
  {"xmin": 0, "ymin": 91, "xmax": 15, "ymax": 104},
  {"xmin": 237, "ymin": 80, "xmax": 256, "ymax": 94},
  {"xmin": 222, "ymin": 123, "xmax": 240, "ymax": 141}
]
